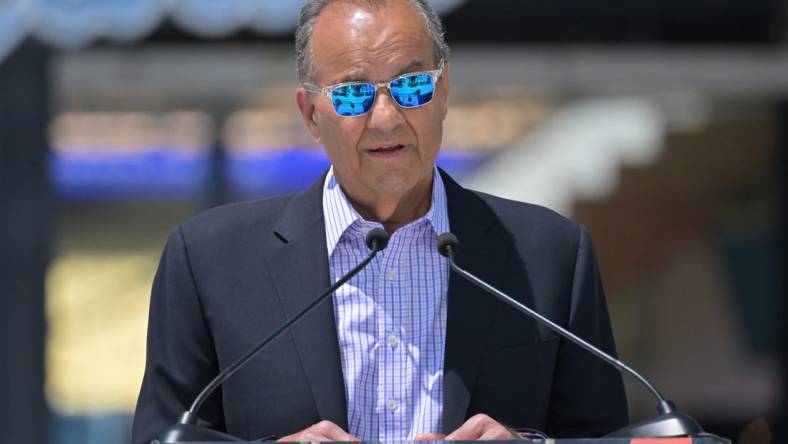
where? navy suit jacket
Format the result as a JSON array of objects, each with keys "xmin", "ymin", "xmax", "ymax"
[{"xmin": 132, "ymin": 170, "xmax": 628, "ymax": 444}]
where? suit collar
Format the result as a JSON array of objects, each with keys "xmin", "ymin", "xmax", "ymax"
[
  {"xmin": 272, "ymin": 169, "xmax": 327, "ymax": 244},
  {"xmin": 439, "ymin": 168, "xmax": 497, "ymax": 236}
]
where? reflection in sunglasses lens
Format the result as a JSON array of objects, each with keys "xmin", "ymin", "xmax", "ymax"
[
  {"xmin": 332, "ymin": 84, "xmax": 375, "ymax": 116},
  {"xmin": 329, "ymin": 72, "xmax": 436, "ymax": 116},
  {"xmin": 391, "ymin": 73, "xmax": 434, "ymax": 108}
]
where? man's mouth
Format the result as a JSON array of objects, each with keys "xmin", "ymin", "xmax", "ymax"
[{"xmin": 368, "ymin": 144, "xmax": 405, "ymax": 154}]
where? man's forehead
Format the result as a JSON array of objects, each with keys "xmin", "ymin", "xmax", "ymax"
[
  {"xmin": 309, "ymin": 0, "xmax": 434, "ymax": 83},
  {"xmin": 333, "ymin": 59, "xmax": 426, "ymax": 83}
]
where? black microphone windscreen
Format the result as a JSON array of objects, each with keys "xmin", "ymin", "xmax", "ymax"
[
  {"xmin": 365, "ymin": 228, "xmax": 390, "ymax": 251},
  {"xmin": 436, "ymin": 232, "xmax": 459, "ymax": 258}
]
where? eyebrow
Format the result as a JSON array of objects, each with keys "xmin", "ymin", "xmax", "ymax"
[{"xmin": 336, "ymin": 59, "xmax": 425, "ymax": 84}]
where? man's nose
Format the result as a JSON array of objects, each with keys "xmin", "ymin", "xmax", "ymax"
[{"xmin": 366, "ymin": 91, "xmax": 405, "ymax": 132}]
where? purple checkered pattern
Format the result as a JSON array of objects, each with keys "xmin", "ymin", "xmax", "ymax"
[{"xmin": 322, "ymin": 167, "xmax": 449, "ymax": 441}]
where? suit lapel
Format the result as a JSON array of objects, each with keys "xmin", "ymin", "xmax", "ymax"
[
  {"xmin": 440, "ymin": 171, "xmax": 511, "ymax": 433},
  {"xmin": 263, "ymin": 173, "xmax": 348, "ymax": 430}
]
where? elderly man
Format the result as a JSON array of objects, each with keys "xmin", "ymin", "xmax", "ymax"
[{"xmin": 132, "ymin": 1, "xmax": 628, "ymax": 443}]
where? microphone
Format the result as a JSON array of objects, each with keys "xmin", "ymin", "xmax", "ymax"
[
  {"xmin": 436, "ymin": 232, "xmax": 705, "ymax": 438},
  {"xmin": 156, "ymin": 228, "xmax": 391, "ymax": 443}
]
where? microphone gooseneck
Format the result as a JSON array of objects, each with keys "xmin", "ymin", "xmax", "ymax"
[
  {"xmin": 435, "ymin": 232, "xmax": 705, "ymax": 438},
  {"xmin": 157, "ymin": 228, "xmax": 391, "ymax": 443}
]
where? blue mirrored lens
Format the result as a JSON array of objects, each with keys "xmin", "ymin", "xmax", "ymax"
[
  {"xmin": 390, "ymin": 73, "xmax": 434, "ymax": 108},
  {"xmin": 331, "ymin": 83, "xmax": 375, "ymax": 116}
]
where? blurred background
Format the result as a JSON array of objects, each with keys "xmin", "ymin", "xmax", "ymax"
[{"xmin": 1, "ymin": 0, "xmax": 785, "ymax": 443}]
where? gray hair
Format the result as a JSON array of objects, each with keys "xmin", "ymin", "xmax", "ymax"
[{"xmin": 295, "ymin": 0, "xmax": 450, "ymax": 84}]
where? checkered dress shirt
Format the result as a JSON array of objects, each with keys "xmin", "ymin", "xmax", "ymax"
[{"xmin": 322, "ymin": 167, "xmax": 450, "ymax": 441}]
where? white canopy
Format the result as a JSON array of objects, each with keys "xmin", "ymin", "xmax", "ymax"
[{"xmin": 0, "ymin": 0, "xmax": 467, "ymax": 63}]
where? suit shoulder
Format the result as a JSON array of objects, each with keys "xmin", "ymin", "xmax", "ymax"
[
  {"xmin": 177, "ymin": 194, "xmax": 293, "ymax": 242},
  {"xmin": 472, "ymin": 190, "xmax": 583, "ymax": 246}
]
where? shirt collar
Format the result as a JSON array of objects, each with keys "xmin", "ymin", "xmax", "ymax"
[{"xmin": 322, "ymin": 166, "xmax": 449, "ymax": 256}]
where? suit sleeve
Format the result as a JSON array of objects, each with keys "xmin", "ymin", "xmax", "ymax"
[
  {"xmin": 546, "ymin": 225, "xmax": 629, "ymax": 437},
  {"xmin": 131, "ymin": 226, "xmax": 226, "ymax": 444}
]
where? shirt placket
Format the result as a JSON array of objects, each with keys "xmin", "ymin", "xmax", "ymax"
[
  {"xmin": 346, "ymin": 223, "xmax": 381, "ymax": 440},
  {"xmin": 378, "ymin": 234, "xmax": 406, "ymax": 441},
  {"xmin": 368, "ymin": 234, "xmax": 383, "ymax": 440}
]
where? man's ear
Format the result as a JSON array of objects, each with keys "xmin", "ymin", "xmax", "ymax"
[
  {"xmin": 438, "ymin": 62, "xmax": 450, "ymax": 121},
  {"xmin": 296, "ymin": 87, "xmax": 321, "ymax": 143}
]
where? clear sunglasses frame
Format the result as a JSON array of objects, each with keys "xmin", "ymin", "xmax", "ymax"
[{"xmin": 302, "ymin": 59, "xmax": 445, "ymax": 116}]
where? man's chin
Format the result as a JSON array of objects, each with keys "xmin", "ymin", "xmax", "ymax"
[{"xmin": 370, "ymin": 171, "xmax": 431, "ymax": 198}]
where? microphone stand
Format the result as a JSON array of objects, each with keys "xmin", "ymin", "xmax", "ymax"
[
  {"xmin": 155, "ymin": 229, "xmax": 390, "ymax": 443},
  {"xmin": 436, "ymin": 233, "xmax": 706, "ymax": 439}
]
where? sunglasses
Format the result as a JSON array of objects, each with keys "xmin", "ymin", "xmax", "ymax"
[{"xmin": 303, "ymin": 60, "xmax": 445, "ymax": 117}]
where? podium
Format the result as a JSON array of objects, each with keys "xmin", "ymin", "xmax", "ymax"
[{"xmin": 173, "ymin": 439, "xmax": 731, "ymax": 444}]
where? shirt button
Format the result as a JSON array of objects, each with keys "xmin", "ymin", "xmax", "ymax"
[
  {"xmin": 386, "ymin": 269, "xmax": 397, "ymax": 281},
  {"xmin": 387, "ymin": 399, "xmax": 399, "ymax": 411},
  {"xmin": 387, "ymin": 334, "xmax": 399, "ymax": 349}
]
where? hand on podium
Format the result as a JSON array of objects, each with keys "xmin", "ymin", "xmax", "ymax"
[
  {"xmin": 276, "ymin": 413, "xmax": 521, "ymax": 442},
  {"xmin": 413, "ymin": 433, "xmax": 447, "ymax": 441},
  {"xmin": 277, "ymin": 420, "xmax": 359, "ymax": 442},
  {"xmin": 415, "ymin": 414, "xmax": 522, "ymax": 441}
]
